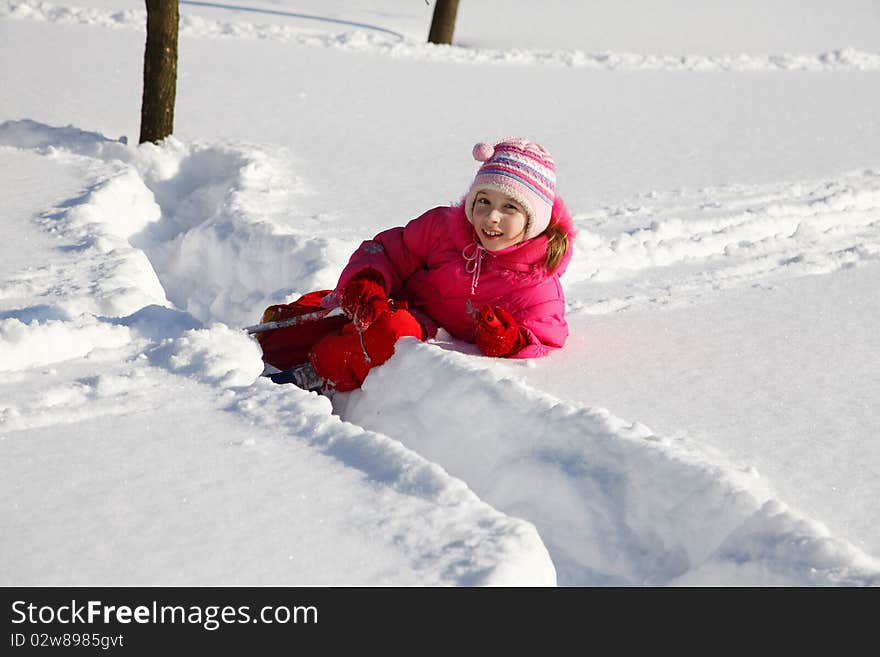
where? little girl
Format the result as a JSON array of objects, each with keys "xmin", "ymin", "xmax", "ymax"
[{"xmin": 258, "ymin": 137, "xmax": 575, "ymax": 392}]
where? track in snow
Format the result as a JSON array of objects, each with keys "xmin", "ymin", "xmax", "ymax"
[{"xmin": 5, "ymin": 120, "xmax": 879, "ymax": 585}]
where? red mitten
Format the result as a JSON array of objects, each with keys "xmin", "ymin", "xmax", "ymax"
[
  {"xmin": 474, "ymin": 305, "xmax": 527, "ymax": 357},
  {"xmin": 340, "ymin": 270, "xmax": 391, "ymax": 331}
]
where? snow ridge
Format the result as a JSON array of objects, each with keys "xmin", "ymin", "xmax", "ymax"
[
  {"xmin": 4, "ymin": 0, "xmax": 879, "ymax": 71},
  {"xmin": 0, "ymin": 122, "xmax": 169, "ymax": 319},
  {"xmin": 341, "ymin": 340, "xmax": 880, "ymax": 586},
  {"xmin": 567, "ymin": 171, "xmax": 880, "ymax": 315}
]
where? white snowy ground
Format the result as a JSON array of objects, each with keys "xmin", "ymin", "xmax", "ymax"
[{"xmin": 1, "ymin": 0, "xmax": 879, "ymax": 586}]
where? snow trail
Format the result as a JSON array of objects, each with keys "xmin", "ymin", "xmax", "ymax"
[
  {"xmin": 4, "ymin": 121, "xmax": 878, "ymax": 585},
  {"xmin": 566, "ymin": 171, "xmax": 880, "ymax": 315},
  {"xmin": 0, "ymin": 119, "xmax": 353, "ymax": 326}
]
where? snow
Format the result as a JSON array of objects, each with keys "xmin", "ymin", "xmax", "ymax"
[
  {"xmin": 6, "ymin": 0, "xmax": 880, "ymax": 70},
  {"xmin": 1, "ymin": 0, "xmax": 879, "ymax": 586},
  {"xmin": 340, "ymin": 340, "xmax": 880, "ymax": 586}
]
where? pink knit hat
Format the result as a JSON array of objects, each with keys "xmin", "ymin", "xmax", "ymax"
[{"xmin": 464, "ymin": 137, "xmax": 557, "ymax": 240}]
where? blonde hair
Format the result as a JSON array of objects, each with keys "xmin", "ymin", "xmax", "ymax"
[{"xmin": 542, "ymin": 222, "xmax": 569, "ymax": 271}]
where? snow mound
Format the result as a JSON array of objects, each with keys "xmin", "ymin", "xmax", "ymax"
[
  {"xmin": 340, "ymin": 340, "xmax": 880, "ymax": 586},
  {"xmin": 62, "ymin": 166, "xmax": 160, "ymax": 240},
  {"xmin": 4, "ymin": 0, "xmax": 879, "ymax": 71},
  {"xmin": 127, "ymin": 138, "xmax": 350, "ymax": 327},
  {"xmin": 0, "ymin": 316, "xmax": 131, "ymax": 372},
  {"xmin": 149, "ymin": 323, "xmax": 264, "ymax": 388}
]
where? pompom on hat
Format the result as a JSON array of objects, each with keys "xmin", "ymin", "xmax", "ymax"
[{"xmin": 464, "ymin": 137, "xmax": 557, "ymax": 240}]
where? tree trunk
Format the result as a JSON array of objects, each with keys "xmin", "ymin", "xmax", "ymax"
[
  {"xmin": 139, "ymin": 0, "xmax": 179, "ymax": 144},
  {"xmin": 428, "ymin": 0, "xmax": 459, "ymax": 45}
]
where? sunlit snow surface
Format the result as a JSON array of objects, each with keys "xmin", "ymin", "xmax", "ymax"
[{"xmin": 1, "ymin": 0, "xmax": 879, "ymax": 585}]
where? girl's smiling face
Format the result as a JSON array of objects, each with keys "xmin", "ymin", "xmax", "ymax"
[{"xmin": 471, "ymin": 189, "xmax": 529, "ymax": 251}]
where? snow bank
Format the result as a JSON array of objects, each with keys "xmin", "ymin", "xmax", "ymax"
[
  {"xmin": 63, "ymin": 166, "xmax": 160, "ymax": 240},
  {"xmin": 1, "ymin": 119, "xmax": 352, "ymax": 326},
  {"xmin": 4, "ymin": 0, "xmax": 879, "ymax": 71},
  {"xmin": 108, "ymin": 307, "xmax": 265, "ymax": 392},
  {"xmin": 128, "ymin": 139, "xmax": 350, "ymax": 327},
  {"xmin": 340, "ymin": 340, "xmax": 880, "ymax": 586}
]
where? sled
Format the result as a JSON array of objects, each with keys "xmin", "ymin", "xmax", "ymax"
[{"xmin": 251, "ymin": 290, "xmax": 348, "ymax": 372}]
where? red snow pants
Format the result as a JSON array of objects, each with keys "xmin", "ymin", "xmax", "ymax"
[
  {"xmin": 258, "ymin": 290, "xmax": 425, "ymax": 392},
  {"xmin": 309, "ymin": 306, "xmax": 425, "ymax": 391}
]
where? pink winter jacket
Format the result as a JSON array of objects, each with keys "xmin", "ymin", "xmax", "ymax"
[{"xmin": 332, "ymin": 199, "xmax": 575, "ymax": 358}]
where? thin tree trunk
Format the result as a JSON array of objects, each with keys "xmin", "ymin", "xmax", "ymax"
[
  {"xmin": 428, "ymin": 0, "xmax": 459, "ymax": 45},
  {"xmin": 139, "ymin": 0, "xmax": 179, "ymax": 144}
]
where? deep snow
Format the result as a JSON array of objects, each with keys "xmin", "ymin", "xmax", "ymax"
[{"xmin": 1, "ymin": 0, "xmax": 879, "ymax": 586}]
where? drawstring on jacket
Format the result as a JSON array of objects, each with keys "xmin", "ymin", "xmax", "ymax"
[{"xmin": 462, "ymin": 241, "xmax": 486, "ymax": 295}]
